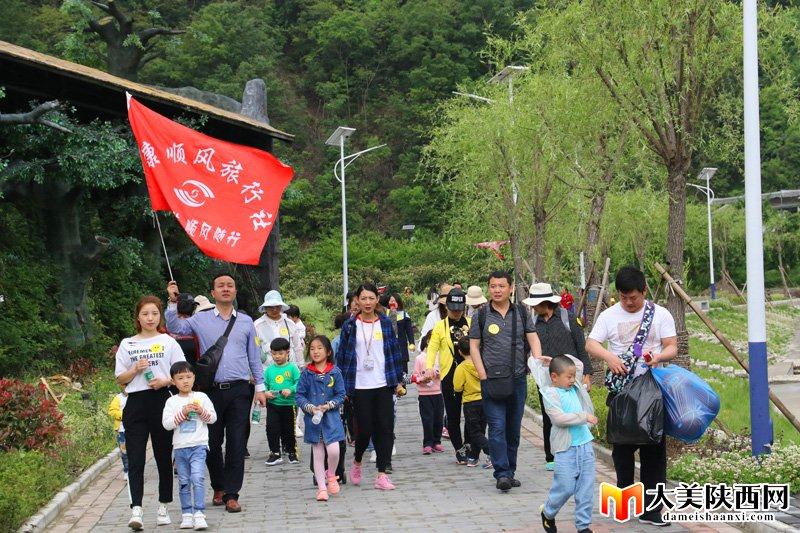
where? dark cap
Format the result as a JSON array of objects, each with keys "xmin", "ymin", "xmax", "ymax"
[{"xmin": 446, "ymin": 288, "xmax": 466, "ymax": 311}]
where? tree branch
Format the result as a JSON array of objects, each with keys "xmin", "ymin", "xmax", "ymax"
[
  {"xmin": 0, "ymin": 101, "xmax": 72, "ymax": 133},
  {"xmin": 91, "ymin": 0, "xmax": 130, "ymax": 29},
  {"xmin": 138, "ymin": 27, "xmax": 185, "ymax": 45}
]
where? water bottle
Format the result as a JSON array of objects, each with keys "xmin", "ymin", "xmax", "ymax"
[
  {"xmin": 251, "ymin": 404, "xmax": 262, "ymax": 424},
  {"xmin": 311, "ymin": 410, "xmax": 323, "ymax": 425},
  {"xmin": 188, "ymin": 399, "xmax": 200, "ymax": 420},
  {"xmin": 143, "ymin": 367, "xmax": 154, "ymax": 382}
]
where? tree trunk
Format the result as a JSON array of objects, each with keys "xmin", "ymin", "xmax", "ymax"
[
  {"xmin": 533, "ymin": 210, "xmax": 546, "ymax": 280},
  {"xmin": 32, "ymin": 181, "xmax": 109, "ymax": 347},
  {"xmin": 106, "ymin": 40, "xmax": 143, "ymax": 81},
  {"xmin": 777, "ymin": 242, "xmax": 791, "ymax": 299},
  {"xmin": 584, "ymin": 192, "xmax": 606, "ymax": 287},
  {"xmin": 665, "ymin": 165, "xmax": 690, "ymax": 368}
]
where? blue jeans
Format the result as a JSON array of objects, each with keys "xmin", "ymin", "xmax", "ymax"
[
  {"xmin": 544, "ymin": 442, "xmax": 595, "ymax": 531},
  {"xmin": 174, "ymin": 446, "xmax": 207, "ymax": 513},
  {"xmin": 117, "ymin": 431, "xmax": 129, "ymax": 473},
  {"xmin": 481, "ymin": 373, "xmax": 527, "ymax": 480}
]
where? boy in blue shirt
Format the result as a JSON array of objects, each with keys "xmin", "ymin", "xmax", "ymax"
[{"xmin": 535, "ymin": 354, "xmax": 597, "ymax": 533}]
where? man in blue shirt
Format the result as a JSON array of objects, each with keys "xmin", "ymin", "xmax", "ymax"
[{"xmin": 167, "ymin": 274, "xmax": 265, "ymax": 513}]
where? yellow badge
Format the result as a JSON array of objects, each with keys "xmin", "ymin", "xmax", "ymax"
[
  {"xmin": 328, "ymin": 376, "xmax": 335, "ymax": 388},
  {"xmin": 279, "ymin": 327, "xmax": 289, "ymax": 336},
  {"xmin": 374, "ymin": 330, "xmax": 383, "ymax": 341},
  {"xmin": 150, "ymin": 343, "xmax": 163, "ymax": 352},
  {"xmin": 284, "ymin": 371, "xmax": 292, "ymax": 378},
  {"xmin": 488, "ymin": 324, "xmax": 500, "ymax": 335},
  {"xmin": 255, "ymin": 337, "xmax": 261, "ymax": 346},
  {"xmin": 275, "ymin": 375, "xmax": 285, "ymax": 384}
]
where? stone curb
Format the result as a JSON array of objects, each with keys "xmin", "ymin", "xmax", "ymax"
[
  {"xmin": 523, "ymin": 404, "xmax": 797, "ymax": 533},
  {"xmin": 17, "ymin": 448, "xmax": 119, "ymax": 533}
]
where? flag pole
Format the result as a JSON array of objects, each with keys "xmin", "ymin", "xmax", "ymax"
[{"xmin": 153, "ymin": 212, "xmax": 174, "ymax": 281}]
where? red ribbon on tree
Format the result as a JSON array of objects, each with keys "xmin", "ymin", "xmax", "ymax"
[
  {"xmin": 127, "ymin": 95, "xmax": 294, "ymax": 265},
  {"xmin": 475, "ymin": 240, "xmax": 511, "ymax": 261}
]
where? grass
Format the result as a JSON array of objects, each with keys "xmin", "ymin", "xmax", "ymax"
[{"xmin": 0, "ymin": 370, "xmax": 118, "ymax": 532}]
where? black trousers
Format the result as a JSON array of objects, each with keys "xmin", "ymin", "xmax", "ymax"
[
  {"xmin": 539, "ymin": 389, "xmax": 554, "ymax": 462},
  {"xmin": 353, "ymin": 386, "xmax": 394, "ymax": 473},
  {"xmin": 343, "ymin": 397, "xmax": 356, "ymax": 442},
  {"xmin": 243, "ymin": 383, "xmax": 255, "ymax": 451},
  {"xmin": 463, "ymin": 400, "xmax": 490, "ymax": 460},
  {"xmin": 612, "ymin": 437, "xmax": 667, "ymax": 515},
  {"xmin": 266, "ymin": 403, "xmax": 297, "ymax": 455},
  {"xmin": 207, "ymin": 381, "xmax": 250, "ymax": 502},
  {"xmin": 122, "ymin": 388, "xmax": 173, "ymax": 508},
  {"xmin": 418, "ymin": 394, "xmax": 444, "ymax": 447},
  {"xmin": 440, "ymin": 366, "xmax": 463, "ymax": 451}
]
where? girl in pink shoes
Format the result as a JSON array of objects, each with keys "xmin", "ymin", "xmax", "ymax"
[{"xmin": 296, "ymin": 335, "xmax": 346, "ymax": 502}]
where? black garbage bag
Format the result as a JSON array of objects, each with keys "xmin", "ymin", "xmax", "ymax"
[{"xmin": 607, "ymin": 370, "xmax": 664, "ymax": 445}]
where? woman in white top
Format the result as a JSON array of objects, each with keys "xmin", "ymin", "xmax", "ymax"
[{"xmin": 115, "ymin": 295, "xmax": 185, "ymax": 530}]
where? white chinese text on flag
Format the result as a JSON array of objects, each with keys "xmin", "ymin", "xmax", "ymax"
[{"xmin": 127, "ymin": 96, "xmax": 293, "ymax": 265}]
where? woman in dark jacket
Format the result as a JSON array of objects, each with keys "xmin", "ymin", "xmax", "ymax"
[{"xmin": 380, "ymin": 293, "xmax": 415, "ymax": 374}]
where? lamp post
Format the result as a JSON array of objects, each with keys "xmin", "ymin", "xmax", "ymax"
[
  {"xmin": 743, "ymin": 0, "xmax": 772, "ymax": 457},
  {"xmin": 325, "ymin": 127, "xmax": 386, "ymax": 309},
  {"xmin": 688, "ymin": 167, "xmax": 718, "ymax": 299}
]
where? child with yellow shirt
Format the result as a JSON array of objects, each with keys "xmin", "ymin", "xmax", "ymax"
[{"xmin": 452, "ymin": 337, "xmax": 491, "ymax": 468}]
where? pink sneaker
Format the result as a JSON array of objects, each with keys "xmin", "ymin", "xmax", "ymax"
[
  {"xmin": 374, "ymin": 473, "xmax": 396, "ymax": 490},
  {"xmin": 350, "ymin": 461, "xmax": 362, "ymax": 486},
  {"xmin": 432, "ymin": 444, "xmax": 445, "ymax": 453},
  {"xmin": 422, "ymin": 446, "xmax": 432, "ymax": 455}
]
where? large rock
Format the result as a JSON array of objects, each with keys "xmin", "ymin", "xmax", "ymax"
[{"xmin": 156, "ymin": 86, "xmax": 241, "ymax": 113}]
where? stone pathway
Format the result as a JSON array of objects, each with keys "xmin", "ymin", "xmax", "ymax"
[{"xmin": 49, "ymin": 387, "xmax": 742, "ymax": 533}]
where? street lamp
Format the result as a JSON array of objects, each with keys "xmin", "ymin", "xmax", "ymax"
[
  {"xmin": 488, "ymin": 65, "xmax": 529, "ymax": 104},
  {"xmin": 688, "ymin": 167, "xmax": 718, "ymax": 299},
  {"xmin": 325, "ymin": 127, "xmax": 387, "ymax": 308},
  {"xmin": 451, "ymin": 91, "xmax": 496, "ymax": 104}
]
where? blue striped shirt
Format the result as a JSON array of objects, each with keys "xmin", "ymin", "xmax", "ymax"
[{"xmin": 166, "ymin": 303, "xmax": 265, "ymax": 391}]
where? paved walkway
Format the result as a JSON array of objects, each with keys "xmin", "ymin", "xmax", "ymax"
[{"xmin": 50, "ymin": 386, "xmax": 742, "ymax": 533}]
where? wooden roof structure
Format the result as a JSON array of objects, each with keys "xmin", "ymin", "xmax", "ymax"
[{"xmin": 0, "ymin": 40, "xmax": 293, "ymax": 148}]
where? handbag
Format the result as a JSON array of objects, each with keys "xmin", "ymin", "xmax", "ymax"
[
  {"xmin": 195, "ymin": 314, "xmax": 237, "ymax": 392},
  {"xmin": 482, "ymin": 305, "xmax": 517, "ymax": 400}
]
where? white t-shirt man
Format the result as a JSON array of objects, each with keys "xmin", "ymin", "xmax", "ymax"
[
  {"xmin": 355, "ymin": 316, "xmax": 386, "ymax": 389},
  {"xmin": 588, "ymin": 302, "xmax": 677, "ymax": 379}
]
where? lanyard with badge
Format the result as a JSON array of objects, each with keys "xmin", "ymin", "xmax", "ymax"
[{"xmin": 360, "ymin": 319, "xmax": 382, "ymax": 370}]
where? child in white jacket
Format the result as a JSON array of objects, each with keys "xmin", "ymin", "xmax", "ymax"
[
  {"xmin": 530, "ymin": 354, "xmax": 597, "ymax": 533},
  {"xmin": 162, "ymin": 362, "xmax": 216, "ymax": 530}
]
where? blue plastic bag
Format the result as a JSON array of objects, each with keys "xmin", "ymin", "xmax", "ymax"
[{"xmin": 651, "ymin": 365, "xmax": 720, "ymax": 443}]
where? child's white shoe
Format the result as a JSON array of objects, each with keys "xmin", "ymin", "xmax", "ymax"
[
  {"xmin": 193, "ymin": 512, "xmax": 208, "ymax": 530},
  {"xmin": 179, "ymin": 513, "xmax": 194, "ymax": 529},
  {"xmin": 128, "ymin": 506, "xmax": 143, "ymax": 530},
  {"xmin": 156, "ymin": 504, "xmax": 171, "ymax": 525}
]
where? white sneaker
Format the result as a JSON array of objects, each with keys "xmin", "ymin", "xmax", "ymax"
[
  {"xmin": 392, "ymin": 444, "xmax": 396, "ymax": 456},
  {"xmin": 128, "ymin": 506, "xmax": 143, "ymax": 530},
  {"xmin": 156, "ymin": 504, "xmax": 171, "ymax": 526},
  {"xmin": 369, "ymin": 450, "xmax": 377, "ymax": 462},
  {"xmin": 179, "ymin": 513, "xmax": 194, "ymax": 529},
  {"xmin": 193, "ymin": 512, "xmax": 208, "ymax": 530}
]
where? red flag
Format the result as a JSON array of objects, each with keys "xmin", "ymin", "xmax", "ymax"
[{"xmin": 127, "ymin": 95, "xmax": 294, "ymax": 265}]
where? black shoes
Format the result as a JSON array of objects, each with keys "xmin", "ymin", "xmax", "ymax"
[
  {"xmin": 638, "ymin": 513, "xmax": 671, "ymax": 527},
  {"xmin": 496, "ymin": 477, "xmax": 512, "ymax": 492},
  {"xmin": 540, "ymin": 505, "xmax": 557, "ymax": 532},
  {"xmin": 509, "ymin": 478, "xmax": 521, "ymax": 488},
  {"xmin": 287, "ymin": 453, "xmax": 299, "ymax": 464},
  {"xmin": 264, "ymin": 453, "xmax": 282, "ymax": 466}
]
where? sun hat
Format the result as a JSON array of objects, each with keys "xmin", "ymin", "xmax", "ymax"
[
  {"xmin": 436, "ymin": 283, "xmax": 454, "ymax": 305},
  {"xmin": 193, "ymin": 295, "xmax": 215, "ymax": 312},
  {"xmin": 522, "ymin": 283, "xmax": 563, "ymax": 307},
  {"xmin": 258, "ymin": 290, "xmax": 289, "ymax": 312},
  {"xmin": 465, "ymin": 285, "xmax": 488, "ymax": 306},
  {"xmin": 446, "ymin": 287, "xmax": 466, "ymax": 311}
]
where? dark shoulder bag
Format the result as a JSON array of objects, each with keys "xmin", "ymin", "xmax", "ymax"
[
  {"xmin": 482, "ymin": 305, "xmax": 517, "ymax": 400},
  {"xmin": 195, "ymin": 314, "xmax": 237, "ymax": 392}
]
